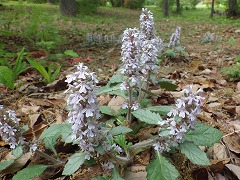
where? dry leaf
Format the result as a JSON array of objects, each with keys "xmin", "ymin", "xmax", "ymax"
[
  {"xmin": 21, "ymin": 105, "xmax": 40, "ymax": 115},
  {"xmin": 236, "ymin": 82, "xmax": 240, "ymax": 92},
  {"xmin": 29, "ymin": 113, "xmax": 41, "ymax": 127},
  {"xmin": 23, "ymin": 121, "xmax": 49, "ymax": 140},
  {"xmin": 124, "ymin": 165, "xmax": 147, "ymax": 180},
  {"xmin": 225, "ymin": 164, "xmax": 240, "ymax": 179},
  {"xmin": 108, "ymin": 96, "xmax": 125, "ymax": 112},
  {"xmin": 212, "ymin": 143, "xmax": 228, "ymax": 160},
  {"xmin": 2, "ymin": 152, "xmax": 33, "ymax": 174},
  {"xmin": 210, "ymin": 159, "xmax": 230, "ymax": 172},
  {"xmin": 223, "ymin": 133, "xmax": 240, "ymax": 154},
  {"xmin": 214, "ymin": 172, "xmax": 226, "ymax": 180},
  {"xmin": 97, "ymin": 94, "xmax": 111, "ymax": 106},
  {"xmin": 236, "ymin": 106, "xmax": 240, "ymax": 118}
]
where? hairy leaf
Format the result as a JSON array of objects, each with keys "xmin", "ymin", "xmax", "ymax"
[
  {"xmin": 62, "ymin": 152, "xmax": 86, "ymax": 175},
  {"xmin": 146, "ymin": 153, "xmax": 179, "ymax": 180},
  {"xmin": 146, "ymin": 106, "xmax": 173, "ymax": 116},
  {"xmin": 109, "ymin": 125, "xmax": 132, "ymax": 136},
  {"xmin": 39, "ymin": 123, "xmax": 72, "ymax": 152},
  {"xmin": 12, "ymin": 164, "xmax": 49, "ymax": 180},
  {"xmin": 0, "ymin": 159, "xmax": 15, "ymax": 171},
  {"xmin": 179, "ymin": 141, "xmax": 210, "ymax": 165},
  {"xmin": 99, "ymin": 106, "xmax": 118, "ymax": 116},
  {"xmin": 109, "ymin": 74, "xmax": 125, "ymax": 84},
  {"xmin": 184, "ymin": 122, "xmax": 222, "ymax": 147},
  {"xmin": 132, "ymin": 109, "xmax": 162, "ymax": 125}
]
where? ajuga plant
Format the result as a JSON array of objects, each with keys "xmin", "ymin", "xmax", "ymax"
[
  {"xmin": 161, "ymin": 26, "xmax": 189, "ymax": 60},
  {"xmin": 200, "ymin": 32, "xmax": 219, "ymax": 44},
  {"xmin": 0, "ymin": 105, "xmax": 37, "ymax": 152},
  {"xmin": 85, "ymin": 33, "xmax": 123, "ymax": 47},
  {"xmin": 0, "ymin": 9, "xmax": 222, "ymax": 180}
]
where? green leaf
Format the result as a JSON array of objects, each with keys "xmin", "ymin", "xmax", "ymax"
[
  {"xmin": 39, "ymin": 123, "xmax": 72, "ymax": 152},
  {"xmin": 43, "ymin": 136, "xmax": 58, "ymax": 154},
  {"xmin": 39, "ymin": 123, "xmax": 72, "ymax": 141},
  {"xmin": 179, "ymin": 141, "xmax": 210, "ymax": 165},
  {"xmin": 109, "ymin": 74, "xmax": 125, "ymax": 84},
  {"xmin": 62, "ymin": 152, "xmax": 86, "ymax": 175},
  {"xmin": 164, "ymin": 49, "xmax": 176, "ymax": 57},
  {"xmin": 50, "ymin": 65, "xmax": 61, "ymax": 82},
  {"xmin": 97, "ymin": 84, "xmax": 121, "ymax": 95},
  {"xmin": 109, "ymin": 125, "xmax": 132, "ymax": 136},
  {"xmin": 12, "ymin": 145, "xmax": 23, "ymax": 158},
  {"xmin": 184, "ymin": 122, "xmax": 222, "ymax": 147},
  {"xmin": 132, "ymin": 109, "xmax": 162, "ymax": 125},
  {"xmin": 158, "ymin": 81, "xmax": 178, "ymax": 91},
  {"xmin": 145, "ymin": 106, "xmax": 173, "ymax": 116},
  {"xmin": 111, "ymin": 167, "xmax": 124, "ymax": 180},
  {"xmin": 64, "ymin": 50, "xmax": 79, "ymax": 58},
  {"xmin": 0, "ymin": 159, "xmax": 15, "ymax": 171},
  {"xmin": 107, "ymin": 90, "xmax": 127, "ymax": 98},
  {"xmin": 27, "ymin": 59, "xmax": 50, "ymax": 82},
  {"xmin": 12, "ymin": 164, "xmax": 49, "ymax": 180},
  {"xmin": 0, "ymin": 66, "xmax": 14, "ymax": 89},
  {"xmin": 12, "ymin": 47, "xmax": 27, "ymax": 80},
  {"xmin": 99, "ymin": 106, "xmax": 118, "ymax": 116},
  {"xmin": 146, "ymin": 152, "xmax": 179, "ymax": 180}
]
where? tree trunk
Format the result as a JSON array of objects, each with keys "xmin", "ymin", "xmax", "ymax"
[
  {"xmin": 228, "ymin": 0, "xmax": 237, "ymax": 17},
  {"xmin": 60, "ymin": 0, "xmax": 78, "ymax": 17},
  {"xmin": 163, "ymin": 0, "xmax": 169, "ymax": 17},
  {"xmin": 210, "ymin": 0, "xmax": 214, "ymax": 17},
  {"xmin": 47, "ymin": 0, "xmax": 55, "ymax": 4},
  {"xmin": 176, "ymin": 0, "xmax": 181, "ymax": 14},
  {"xmin": 109, "ymin": 0, "xmax": 115, "ymax": 7}
]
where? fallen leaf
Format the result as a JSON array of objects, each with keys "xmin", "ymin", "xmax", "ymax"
[
  {"xmin": 210, "ymin": 159, "xmax": 230, "ymax": 172},
  {"xmin": 236, "ymin": 106, "xmax": 240, "ymax": 118},
  {"xmin": 124, "ymin": 165, "xmax": 147, "ymax": 180},
  {"xmin": 236, "ymin": 82, "xmax": 240, "ymax": 92},
  {"xmin": 212, "ymin": 143, "xmax": 228, "ymax": 160},
  {"xmin": 225, "ymin": 164, "xmax": 240, "ymax": 179},
  {"xmin": 215, "ymin": 172, "xmax": 226, "ymax": 180},
  {"xmin": 21, "ymin": 105, "xmax": 40, "ymax": 115},
  {"xmin": 28, "ymin": 113, "xmax": 41, "ymax": 127},
  {"xmin": 223, "ymin": 133, "xmax": 240, "ymax": 154},
  {"xmin": 108, "ymin": 96, "xmax": 125, "ymax": 112}
]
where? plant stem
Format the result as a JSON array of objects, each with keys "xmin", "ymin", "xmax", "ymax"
[
  {"xmin": 127, "ymin": 81, "xmax": 132, "ymax": 124},
  {"xmin": 129, "ymin": 137, "xmax": 157, "ymax": 152},
  {"xmin": 138, "ymin": 71, "xmax": 150, "ymax": 102},
  {"xmin": 35, "ymin": 149, "xmax": 63, "ymax": 165}
]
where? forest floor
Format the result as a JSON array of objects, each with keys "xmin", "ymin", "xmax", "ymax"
[{"xmin": 0, "ymin": 2, "xmax": 240, "ymax": 180}]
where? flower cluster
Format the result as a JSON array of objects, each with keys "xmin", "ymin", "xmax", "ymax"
[
  {"xmin": 139, "ymin": 8, "xmax": 163, "ymax": 74},
  {"xmin": 0, "ymin": 105, "xmax": 24, "ymax": 149},
  {"xmin": 65, "ymin": 63, "xmax": 102, "ymax": 160},
  {"xmin": 153, "ymin": 85, "xmax": 204, "ymax": 152},
  {"xmin": 168, "ymin": 26, "xmax": 181, "ymax": 48},
  {"xmin": 120, "ymin": 9, "xmax": 163, "ymax": 111},
  {"xmin": 139, "ymin": 8, "xmax": 156, "ymax": 40},
  {"xmin": 86, "ymin": 33, "xmax": 122, "ymax": 45},
  {"xmin": 120, "ymin": 28, "xmax": 143, "ymax": 89},
  {"xmin": 200, "ymin": 32, "xmax": 218, "ymax": 44}
]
